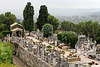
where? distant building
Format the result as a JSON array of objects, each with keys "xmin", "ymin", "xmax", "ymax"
[{"xmin": 10, "ymin": 22, "xmax": 23, "ymax": 37}]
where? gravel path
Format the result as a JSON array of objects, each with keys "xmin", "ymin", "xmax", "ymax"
[{"xmin": 13, "ymin": 56, "xmax": 29, "ymax": 67}]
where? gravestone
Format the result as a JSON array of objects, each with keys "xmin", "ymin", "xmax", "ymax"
[
  {"xmin": 49, "ymin": 53, "xmax": 52, "ymax": 64},
  {"xmin": 75, "ymin": 64, "xmax": 78, "ymax": 67},
  {"xmin": 37, "ymin": 43, "xmax": 40, "ymax": 57},
  {"xmin": 65, "ymin": 57, "xmax": 69, "ymax": 67},
  {"xmin": 57, "ymin": 52, "xmax": 61, "ymax": 67},
  {"xmin": 60, "ymin": 55, "xmax": 65, "ymax": 67},
  {"xmin": 42, "ymin": 45, "xmax": 46, "ymax": 60},
  {"xmin": 53, "ymin": 57, "xmax": 56, "ymax": 65}
]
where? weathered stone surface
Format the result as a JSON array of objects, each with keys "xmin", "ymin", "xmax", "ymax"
[{"xmin": 13, "ymin": 42, "xmax": 52, "ymax": 67}]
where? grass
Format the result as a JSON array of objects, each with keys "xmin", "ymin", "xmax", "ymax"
[{"xmin": 0, "ymin": 63, "xmax": 17, "ymax": 67}]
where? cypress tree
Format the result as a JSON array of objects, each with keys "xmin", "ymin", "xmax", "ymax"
[
  {"xmin": 37, "ymin": 5, "xmax": 48, "ymax": 30},
  {"xmin": 23, "ymin": 2, "xmax": 34, "ymax": 35}
]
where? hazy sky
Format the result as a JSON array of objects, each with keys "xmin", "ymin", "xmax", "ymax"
[{"xmin": 0, "ymin": 0, "xmax": 100, "ymax": 10}]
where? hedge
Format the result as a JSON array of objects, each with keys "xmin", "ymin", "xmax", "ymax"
[
  {"xmin": 0, "ymin": 33, "xmax": 3, "ymax": 39},
  {"xmin": 1, "ymin": 31, "xmax": 12, "ymax": 37}
]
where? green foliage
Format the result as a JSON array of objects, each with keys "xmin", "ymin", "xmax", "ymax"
[
  {"xmin": 0, "ymin": 24, "xmax": 7, "ymax": 32},
  {"xmin": 46, "ymin": 49, "xmax": 51, "ymax": 52},
  {"xmin": 61, "ymin": 21, "xmax": 76, "ymax": 31},
  {"xmin": 0, "ymin": 12, "xmax": 16, "ymax": 30},
  {"xmin": 0, "ymin": 42, "xmax": 13, "ymax": 64},
  {"xmin": 42, "ymin": 24, "xmax": 53, "ymax": 38},
  {"xmin": 47, "ymin": 45, "xmax": 52, "ymax": 48},
  {"xmin": 0, "ymin": 63, "xmax": 17, "ymax": 67},
  {"xmin": 37, "ymin": 5, "xmax": 48, "ymax": 30},
  {"xmin": 60, "ymin": 20, "xmax": 100, "ymax": 43},
  {"xmin": 48, "ymin": 15, "xmax": 60, "ymax": 31},
  {"xmin": 57, "ymin": 31, "xmax": 78, "ymax": 48},
  {"xmin": 22, "ymin": 27, "xmax": 24, "ymax": 37},
  {"xmin": 57, "ymin": 33, "xmax": 63, "ymax": 41},
  {"xmin": 61, "ymin": 51, "xmax": 65, "ymax": 54},
  {"xmin": 0, "ymin": 33, "xmax": 3, "ymax": 39},
  {"xmin": 1, "ymin": 31, "xmax": 12, "ymax": 37},
  {"xmin": 23, "ymin": 2, "xmax": 34, "ymax": 35}
]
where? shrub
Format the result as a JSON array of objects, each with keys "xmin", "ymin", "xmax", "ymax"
[
  {"xmin": 61, "ymin": 51, "xmax": 65, "ymax": 55},
  {"xmin": 57, "ymin": 31, "xmax": 78, "ymax": 48},
  {"xmin": 47, "ymin": 46, "xmax": 52, "ymax": 48},
  {"xmin": 0, "ymin": 33, "xmax": 3, "ymax": 39},
  {"xmin": 46, "ymin": 49, "xmax": 51, "ymax": 52},
  {"xmin": 0, "ymin": 63, "xmax": 17, "ymax": 67},
  {"xmin": 42, "ymin": 24, "xmax": 53, "ymax": 38},
  {"xmin": 1, "ymin": 31, "xmax": 12, "ymax": 37},
  {"xmin": 0, "ymin": 42, "xmax": 13, "ymax": 64}
]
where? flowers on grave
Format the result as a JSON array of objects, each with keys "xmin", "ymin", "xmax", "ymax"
[
  {"xmin": 71, "ymin": 51, "xmax": 75, "ymax": 54},
  {"xmin": 47, "ymin": 46, "xmax": 52, "ymax": 48},
  {"xmin": 46, "ymin": 52, "xmax": 49, "ymax": 55},
  {"xmin": 88, "ymin": 55, "xmax": 92, "ymax": 59},
  {"xmin": 58, "ymin": 46, "xmax": 62, "ymax": 49},
  {"xmin": 26, "ymin": 45, "xmax": 28, "ymax": 48},
  {"xmin": 61, "ymin": 51, "xmax": 65, "ymax": 55},
  {"xmin": 95, "ymin": 63, "xmax": 98, "ymax": 65},
  {"xmin": 33, "ymin": 41, "xmax": 35, "ymax": 44},
  {"xmin": 88, "ymin": 62, "xmax": 92, "ymax": 66},
  {"xmin": 46, "ymin": 49, "xmax": 51, "ymax": 52},
  {"xmin": 73, "ymin": 54, "xmax": 77, "ymax": 57},
  {"xmin": 35, "ymin": 42, "xmax": 37, "ymax": 43},
  {"xmin": 68, "ymin": 52, "xmax": 78, "ymax": 57},
  {"xmin": 61, "ymin": 45, "xmax": 63, "ymax": 47},
  {"xmin": 92, "ymin": 61, "xmax": 95, "ymax": 64},
  {"xmin": 69, "ymin": 54, "xmax": 72, "ymax": 56},
  {"xmin": 33, "ymin": 49, "xmax": 36, "ymax": 52},
  {"xmin": 88, "ymin": 61, "xmax": 98, "ymax": 66}
]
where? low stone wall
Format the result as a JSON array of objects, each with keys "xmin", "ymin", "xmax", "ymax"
[{"xmin": 13, "ymin": 42, "xmax": 52, "ymax": 67}]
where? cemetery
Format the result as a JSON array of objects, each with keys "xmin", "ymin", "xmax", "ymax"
[{"xmin": 0, "ymin": 27, "xmax": 99, "ymax": 67}]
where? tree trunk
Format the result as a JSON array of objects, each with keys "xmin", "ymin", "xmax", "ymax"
[{"xmin": 29, "ymin": 31, "xmax": 30, "ymax": 36}]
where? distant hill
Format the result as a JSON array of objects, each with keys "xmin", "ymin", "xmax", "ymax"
[{"xmin": 0, "ymin": 8, "xmax": 100, "ymax": 22}]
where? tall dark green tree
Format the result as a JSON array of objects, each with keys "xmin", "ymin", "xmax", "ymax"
[
  {"xmin": 37, "ymin": 5, "xmax": 48, "ymax": 30},
  {"xmin": 23, "ymin": 2, "xmax": 34, "ymax": 35}
]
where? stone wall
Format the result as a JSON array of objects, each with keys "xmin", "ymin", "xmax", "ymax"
[{"xmin": 14, "ymin": 42, "xmax": 52, "ymax": 67}]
